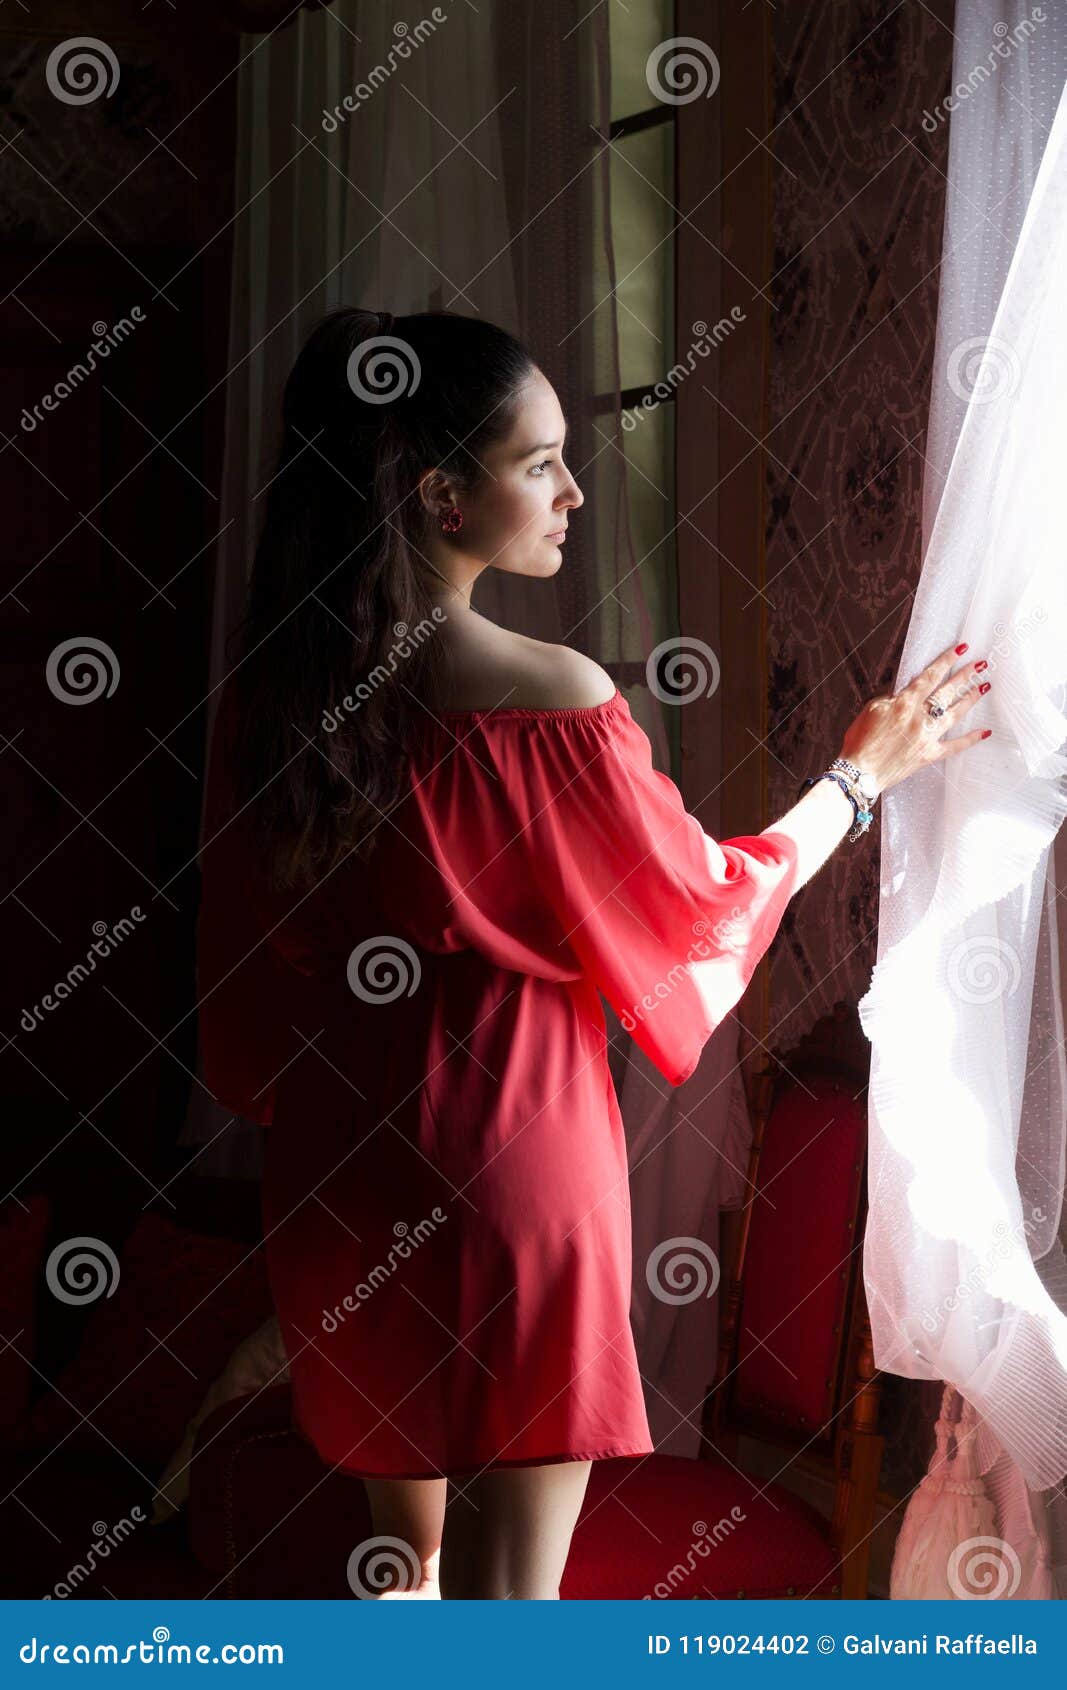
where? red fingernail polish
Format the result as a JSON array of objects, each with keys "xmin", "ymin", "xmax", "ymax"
[
  {"xmin": 982, "ymin": 729, "xmax": 991, "ymax": 739},
  {"xmin": 956, "ymin": 643, "xmax": 969, "ymax": 655}
]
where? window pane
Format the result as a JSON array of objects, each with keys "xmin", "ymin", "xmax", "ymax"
[
  {"xmin": 621, "ymin": 396, "xmax": 679, "ymax": 760},
  {"xmin": 609, "ymin": 0, "xmax": 675, "ymax": 125},
  {"xmin": 611, "ymin": 123, "xmax": 674, "ymax": 394}
]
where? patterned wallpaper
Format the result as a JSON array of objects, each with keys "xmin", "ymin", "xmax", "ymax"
[{"xmin": 765, "ymin": 2, "xmax": 955, "ymax": 1498}]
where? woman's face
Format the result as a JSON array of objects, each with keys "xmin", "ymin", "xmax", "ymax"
[{"xmin": 427, "ymin": 368, "xmax": 584, "ymax": 587}]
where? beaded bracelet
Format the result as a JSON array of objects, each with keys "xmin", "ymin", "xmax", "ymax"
[{"xmin": 797, "ymin": 770, "xmax": 875, "ymax": 844}]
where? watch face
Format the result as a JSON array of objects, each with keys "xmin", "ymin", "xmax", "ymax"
[{"xmin": 858, "ymin": 774, "xmax": 879, "ymax": 799}]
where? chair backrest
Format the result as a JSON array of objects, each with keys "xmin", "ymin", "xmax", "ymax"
[{"xmin": 712, "ymin": 1002, "xmax": 873, "ymax": 1460}]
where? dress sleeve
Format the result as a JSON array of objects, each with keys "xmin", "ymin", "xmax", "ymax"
[
  {"xmin": 195, "ymin": 682, "xmax": 294, "ymax": 1126},
  {"xmin": 510, "ymin": 695, "xmax": 800, "ymax": 1087}
]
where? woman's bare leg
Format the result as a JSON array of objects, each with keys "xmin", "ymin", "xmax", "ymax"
[
  {"xmin": 358, "ymin": 1476, "xmax": 446, "ymax": 1598},
  {"xmin": 439, "ymin": 1459, "xmax": 592, "ymax": 1599}
]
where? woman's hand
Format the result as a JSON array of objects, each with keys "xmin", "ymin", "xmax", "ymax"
[{"xmin": 839, "ymin": 640, "xmax": 991, "ymax": 797}]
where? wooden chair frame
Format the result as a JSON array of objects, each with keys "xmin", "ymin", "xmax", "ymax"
[{"xmin": 697, "ymin": 1001, "xmax": 884, "ymax": 1599}]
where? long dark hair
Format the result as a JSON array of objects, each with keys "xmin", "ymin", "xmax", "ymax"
[{"xmin": 225, "ymin": 306, "xmax": 536, "ymax": 891}]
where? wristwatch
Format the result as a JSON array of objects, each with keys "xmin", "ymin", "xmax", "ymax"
[
  {"xmin": 797, "ymin": 757, "xmax": 880, "ymax": 843},
  {"xmin": 831, "ymin": 756, "xmax": 880, "ymax": 803}
]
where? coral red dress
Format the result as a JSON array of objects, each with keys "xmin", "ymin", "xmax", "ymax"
[{"xmin": 196, "ymin": 682, "xmax": 798, "ymax": 1479}]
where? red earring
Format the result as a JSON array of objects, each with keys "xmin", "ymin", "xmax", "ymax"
[{"xmin": 439, "ymin": 507, "xmax": 463, "ymax": 535}]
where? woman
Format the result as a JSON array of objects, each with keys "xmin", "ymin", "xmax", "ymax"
[{"xmin": 196, "ymin": 306, "xmax": 992, "ymax": 1599}]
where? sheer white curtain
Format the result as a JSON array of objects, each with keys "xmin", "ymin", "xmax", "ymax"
[
  {"xmin": 183, "ymin": 0, "xmax": 747, "ymax": 1457},
  {"xmin": 858, "ymin": 0, "xmax": 1067, "ymax": 1596}
]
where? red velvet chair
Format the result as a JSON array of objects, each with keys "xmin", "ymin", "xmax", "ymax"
[{"xmin": 187, "ymin": 1004, "xmax": 883, "ymax": 1599}]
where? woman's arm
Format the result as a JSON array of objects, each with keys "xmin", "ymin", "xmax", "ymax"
[{"xmin": 760, "ymin": 773, "xmax": 856, "ymax": 894}]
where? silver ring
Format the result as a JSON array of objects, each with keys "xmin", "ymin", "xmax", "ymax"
[{"xmin": 924, "ymin": 696, "xmax": 946, "ymax": 720}]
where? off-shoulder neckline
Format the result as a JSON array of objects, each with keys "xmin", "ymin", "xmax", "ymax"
[{"xmin": 431, "ymin": 686, "xmax": 624, "ymax": 723}]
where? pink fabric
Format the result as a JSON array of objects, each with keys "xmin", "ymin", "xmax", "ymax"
[{"xmin": 196, "ymin": 682, "xmax": 798, "ymax": 1475}]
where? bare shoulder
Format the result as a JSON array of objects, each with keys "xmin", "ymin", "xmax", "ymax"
[
  {"xmin": 439, "ymin": 620, "xmax": 617, "ymax": 710},
  {"xmin": 499, "ymin": 636, "xmax": 616, "ymax": 709}
]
